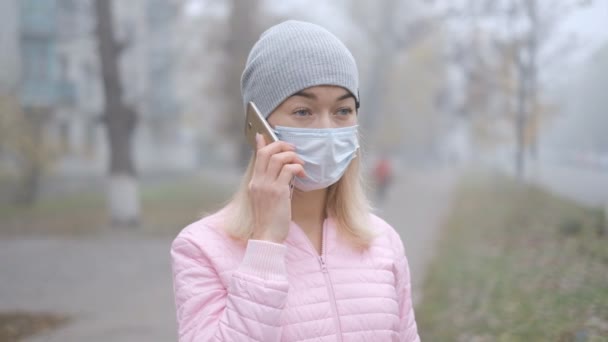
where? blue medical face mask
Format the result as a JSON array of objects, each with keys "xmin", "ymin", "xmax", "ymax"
[{"xmin": 274, "ymin": 125, "xmax": 359, "ymax": 192}]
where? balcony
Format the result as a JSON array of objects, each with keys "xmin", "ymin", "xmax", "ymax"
[{"xmin": 19, "ymin": 0, "xmax": 57, "ymax": 39}]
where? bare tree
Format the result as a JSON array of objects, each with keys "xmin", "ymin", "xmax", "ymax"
[
  {"xmin": 94, "ymin": 0, "xmax": 139, "ymax": 227},
  {"xmin": 349, "ymin": 0, "xmax": 438, "ymax": 137},
  {"xmin": 447, "ymin": 0, "xmax": 588, "ymax": 178},
  {"xmin": 220, "ymin": 0, "xmax": 262, "ymax": 168}
]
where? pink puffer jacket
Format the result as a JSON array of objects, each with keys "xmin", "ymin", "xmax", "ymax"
[{"xmin": 171, "ymin": 210, "xmax": 420, "ymax": 341}]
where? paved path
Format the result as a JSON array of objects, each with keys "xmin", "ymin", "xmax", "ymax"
[
  {"xmin": 378, "ymin": 167, "xmax": 458, "ymax": 306},
  {"xmin": 0, "ymin": 167, "xmax": 458, "ymax": 341},
  {"xmin": 0, "ymin": 234, "xmax": 177, "ymax": 342}
]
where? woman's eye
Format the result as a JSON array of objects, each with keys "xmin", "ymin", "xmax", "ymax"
[
  {"xmin": 293, "ymin": 109, "xmax": 310, "ymax": 117},
  {"xmin": 336, "ymin": 108, "xmax": 354, "ymax": 116}
]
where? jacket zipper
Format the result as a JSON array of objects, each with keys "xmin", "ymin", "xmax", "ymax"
[{"xmin": 319, "ymin": 220, "xmax": 343, "ymax": 342}]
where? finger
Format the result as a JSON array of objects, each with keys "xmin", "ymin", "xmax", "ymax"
[
  {"xmin": 276, "ymin": 163, "xmax": 306, "ymax": 186},
  {"xmin": 266, "ymin": 151, "xmax": 305, "ymax": 179},
  {"xmin": 253, "ymin": 140, "xmax": 296, "ymax": 177},
  {"xmin": 255, "ymin": 133, "xmax": 266, "ymax": 150}
]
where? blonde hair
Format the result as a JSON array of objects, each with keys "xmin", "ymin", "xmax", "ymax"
[{"xmin": 222, "ymin": 151, "xmax": 375, "ymax": 248}]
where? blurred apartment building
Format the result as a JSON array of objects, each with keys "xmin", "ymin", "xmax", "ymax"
[{"xmin": 0, "ymin": 0, "xmax": 197, "ymax": 177}]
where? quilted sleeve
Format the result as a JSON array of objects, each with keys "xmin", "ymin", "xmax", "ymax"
[
  {"xmin": 171, "ymin": 236, "xmax": 289, "ymax": 342},
  {"xmin": 395, "ymin": 247, "xmax": 420, "ymax": 341}
]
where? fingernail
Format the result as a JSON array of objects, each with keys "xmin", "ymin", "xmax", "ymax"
[{"xmin": 255, "ymin": 133, "xmax": 260, "ymax": 144}]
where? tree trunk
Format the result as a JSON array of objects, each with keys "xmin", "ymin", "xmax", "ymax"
[
  {"xmin": 108, "ymin": 173, "xmax": 139, "ymax": 227},
  {"xmin": 14, "ymin": 109, "xmax": 45, "ymax": 206},
  {"xmin": 94, "ymin": 0, "xmax": 140, "ymax": 227},
  {"xmin": 15, "ymin": 161, "xmax": 41, "ymax": 206},
  {"xmin": 600, "ymin": 204, "xmax": 607, "ymax": 237},
  {"xmin": 515, "ymin": 58, "xmax": 527, "ymax": 180},
  {"xmin": 526, "ymin": 0, "xmax": 539, "ymax": 161},
  {"xmin": 360, "ymin": 0, "xmax": 398, "ymax": 137},
  {"xmin": 222, "ymin": 0, "xmax": 260, "ymax": 169}
]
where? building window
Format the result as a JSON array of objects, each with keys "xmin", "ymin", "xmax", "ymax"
[{"xmin": 22, "ymin": 40, "xmax": 53, "ymax": 82}]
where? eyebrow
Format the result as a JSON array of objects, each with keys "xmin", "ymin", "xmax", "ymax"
[{"xmin": 291, "ymin": 90, "xmax": 355, "ymax": 102}]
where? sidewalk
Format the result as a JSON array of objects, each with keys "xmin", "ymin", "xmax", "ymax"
[
  {"xmin": 377, "ymin": 167, "xmax": 458, "ymax": 305},
  {"xmin": 0, "ymin": 234, "xmax": 177, "ymax": 342}
]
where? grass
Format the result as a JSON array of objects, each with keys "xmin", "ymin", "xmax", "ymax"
[
  {"xmin": 0, "ymin": 173, "xmax": 236, "ymax": 237},
  {"xmin": 416, "ymin": 171, "xmax": 608, "ymax": 341}
]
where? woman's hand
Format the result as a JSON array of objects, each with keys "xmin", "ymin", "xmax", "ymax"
[{"xmin": 249, "ymin": 133, "xmax": 306, "ymax": 243}]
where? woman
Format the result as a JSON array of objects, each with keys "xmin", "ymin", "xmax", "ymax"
[{"xmin": 171, "ymin": 20, "xmax": 420, "ymax": 341}]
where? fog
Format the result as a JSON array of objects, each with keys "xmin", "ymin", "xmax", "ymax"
[{"xmin": 1, "ymin": 0, "xmax": 606, "ymax": 340}]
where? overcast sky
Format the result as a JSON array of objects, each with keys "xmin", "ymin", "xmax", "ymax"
[
  {"xmin": 184, "ymin": 0, "xmax": 607, "ymax": 56},
  {"xmin": 558, "ymin": 0, "xmax": 608, "ymax": 62}
]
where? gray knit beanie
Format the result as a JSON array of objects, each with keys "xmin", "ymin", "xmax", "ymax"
[{"xmin": 241, "ymin": 20, "xmax": 360, "ymax": 118}]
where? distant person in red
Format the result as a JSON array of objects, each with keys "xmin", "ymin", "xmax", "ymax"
[{"xmin": 373, "ymin": 155, "xmax": 393, "ymax": 203}]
